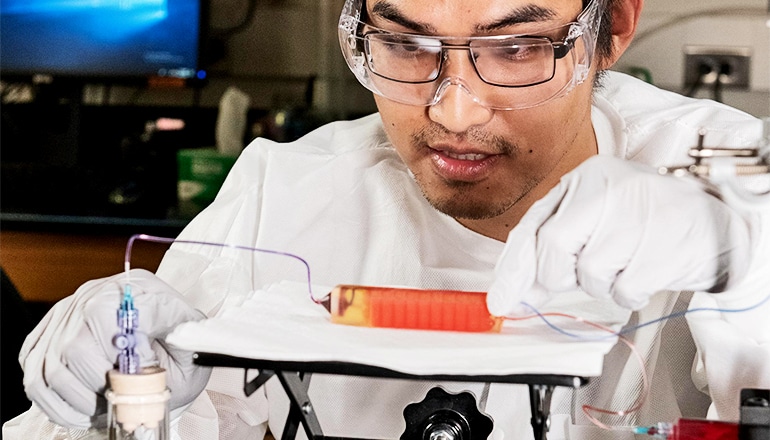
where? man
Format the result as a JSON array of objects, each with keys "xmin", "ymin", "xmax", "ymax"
[{"xmin": 5, "ymin": 0, "xmax": 769, "ymax": 438}]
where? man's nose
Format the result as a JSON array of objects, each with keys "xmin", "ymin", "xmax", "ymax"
[{"xmin": 428, "ymin": 50, "xmax": 494, "ymax": 133}]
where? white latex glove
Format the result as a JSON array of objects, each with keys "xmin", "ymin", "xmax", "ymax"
[
  {"xmin": 487, "ymin": 155, "xmax": 752, "ymax": 316},
  {"xmin": 20, "ymin": 269, "xmax": 212, "ymax": 429}
]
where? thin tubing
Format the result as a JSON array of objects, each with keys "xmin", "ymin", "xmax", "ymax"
[
  {"xmin": 124, "ymin": 232, "xmax": 769, "ymax": 338},
  {"xmin": 124, "ymin": 233, "xmax": 317, "ymax": 302},
  {"xmin": 505, "ymin": 312, "xmax": 650, "ymax": 429},
  {"xmin": 122, "ymin": 233, "xmax": 767, "ymax": 431},
  {"xmin": 509, "ymin": 290, "xmax": 770, "ymax": 431},
  {"xmin": 518, "ymin": 288, "xmax": 770, "ymax": 341}
]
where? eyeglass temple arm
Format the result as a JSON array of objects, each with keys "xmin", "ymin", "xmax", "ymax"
[{"xmin": 553, "ymin": 39, "xmax": 575, "ymax": 60}]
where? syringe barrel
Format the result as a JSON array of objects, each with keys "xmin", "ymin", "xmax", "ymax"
[
  {"xmin": 328, "ymin": 285, "xmax": 503, "ymax": 333},
  {"xmin": 671, "ymin": 418, "xmax": 739, "ymax": 440}
]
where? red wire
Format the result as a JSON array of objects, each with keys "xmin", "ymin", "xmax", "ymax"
[{"xmin": 504, "ymin": 312, "xmax": 650, "ymax": 431}]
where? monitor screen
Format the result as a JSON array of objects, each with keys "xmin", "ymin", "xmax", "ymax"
[{"xmin": 0, "ymin": 0, "xmax": 206, "ymax": 82}]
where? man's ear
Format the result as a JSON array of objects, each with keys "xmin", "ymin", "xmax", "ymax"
[{"xmin": 601, "ymin": 0, "xmax": 644, "ymax": 69}]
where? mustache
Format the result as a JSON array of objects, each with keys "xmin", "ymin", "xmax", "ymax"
[{"xmin": 411, "ymin": 123, "xmax": 517, "ymax": 155}]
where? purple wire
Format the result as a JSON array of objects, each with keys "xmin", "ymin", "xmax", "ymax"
[{"xmin": 124, "ymin": 233, "xmax": 318, "ymax": 302}]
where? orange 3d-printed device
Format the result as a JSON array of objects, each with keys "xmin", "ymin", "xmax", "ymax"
[{"xmin": 324, "ymin": 285, "xmax": 503, "ymax": 333}]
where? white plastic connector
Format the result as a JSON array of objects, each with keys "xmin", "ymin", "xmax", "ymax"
[{"xmin": 106, "ymin": 367, "xmax": 170, "ymax": 435}]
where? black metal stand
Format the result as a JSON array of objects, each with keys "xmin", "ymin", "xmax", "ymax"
[{"xmin": 194, "ymin": 353, "xmax": 589, "ymax": 440}]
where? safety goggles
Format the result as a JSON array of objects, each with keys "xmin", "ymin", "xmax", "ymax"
[{"xmin": 338, "ymin": 0, "xmax": 604, "ymax": 110}]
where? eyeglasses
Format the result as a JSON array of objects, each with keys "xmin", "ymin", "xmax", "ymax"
[
  {"xmin": 339, "ymin": 0, "xmax": 604, "ymax": 110},
  {"xmin": 363, "ymin": 29, "xmax": 577, "ymax": 87}
]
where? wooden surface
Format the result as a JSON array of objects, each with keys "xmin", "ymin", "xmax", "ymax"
[{"xmin": 1, "ymin": 230, "xmax": 169, "ymax": 303}]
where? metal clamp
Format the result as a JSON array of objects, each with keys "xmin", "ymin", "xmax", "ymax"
[{"xmin": 658, "ymin": 130, "xmax": 770, "ymax": 179}]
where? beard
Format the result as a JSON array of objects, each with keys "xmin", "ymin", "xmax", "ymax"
[
  {"xmin": 409, "ymin": 124, "xmax": 534, "ymax": 220},
  {"xmin": 417, "ymin": 176, "xmax": 534, "ymax": 220}
]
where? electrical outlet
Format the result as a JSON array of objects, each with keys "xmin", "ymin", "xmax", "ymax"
[{"xmin": 683, "ymin": 46, "xmax": 752, "ymax": 89}]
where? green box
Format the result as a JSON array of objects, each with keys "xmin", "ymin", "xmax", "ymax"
[{"xmin": 177, "ymin": 148, "xmax": 238, "ymax": 204}]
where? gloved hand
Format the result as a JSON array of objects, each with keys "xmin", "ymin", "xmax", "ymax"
[
  {"xmin": 20, "ymin": 268, "xmax": 212, "ymax": 429},
  {"xmin": 487, "ymin": 155, "xmax": 753, "ymax": 316}
]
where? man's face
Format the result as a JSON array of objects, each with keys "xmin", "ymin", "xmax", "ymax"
[{"xmin": 369, "ymin": 0, "xmax": 600, "ymax": 240}]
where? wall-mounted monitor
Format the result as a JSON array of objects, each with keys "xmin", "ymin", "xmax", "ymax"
[{"xmin": 0, "ymin": 0, "xmax": 207, "ymax": 84}]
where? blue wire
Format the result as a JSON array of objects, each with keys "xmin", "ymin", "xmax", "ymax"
[{"xmin": 520, "ymin": 289, "xmax": 770, "ymax": 341}]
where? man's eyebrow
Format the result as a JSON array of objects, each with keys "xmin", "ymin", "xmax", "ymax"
[
  {"xmin": 475, "ymin": 5, "xmax": 558, "ymax": 33},
  {"xmin": 370, "ymin": 1, "xmax": 437, "ymax": 34}
]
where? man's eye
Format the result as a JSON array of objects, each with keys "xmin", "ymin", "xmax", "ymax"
[
  {"xmin": 388, "ymin": 41, "xmax": 422, "ymax": 53},
  {"xmin": 495, "ymin": 43, "xmax": 538, "ymax": 60},
  {"xmin": 379, "ymin": 36, "xmax": 440, "ymax": 56}
]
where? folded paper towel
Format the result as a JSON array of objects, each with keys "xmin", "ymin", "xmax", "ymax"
[{"xmin": 166, "ymin": 282, "xmax": 630, "ymax": 377}]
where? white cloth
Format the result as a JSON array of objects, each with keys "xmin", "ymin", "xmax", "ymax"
[
  {"xmin": 166, "ymin": 281, "xmax": 629, "ymax": 377},
  {"xmin": 5, "ymin": 71, "xmax": 768, "ymax": 440}
]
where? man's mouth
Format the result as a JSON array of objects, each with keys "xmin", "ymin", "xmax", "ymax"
[
  {"xmin": 444, "ymin": 151, "xmax": 490, "ymax": 161},
  {"xmin": 429, "ymin": 147, "xmax": 501, "ymax": 182}
]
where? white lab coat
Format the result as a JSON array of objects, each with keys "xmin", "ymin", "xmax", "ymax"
[{"xmin": 5, "ymin": 71, "xmax": 769, "ymax": 440}]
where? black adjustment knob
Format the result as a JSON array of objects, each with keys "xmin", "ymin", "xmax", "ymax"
[{"xmin": 401, "ymin": 387, "xmax": 494, "ymax": 440}]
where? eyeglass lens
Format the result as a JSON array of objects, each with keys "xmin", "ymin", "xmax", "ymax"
[{"xmin": 364, "ymin": 34, "xmax": 559, "ymax": 87}]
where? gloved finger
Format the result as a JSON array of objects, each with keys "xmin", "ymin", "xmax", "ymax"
[
  {"xmin": 141, "ymin": 292, "xmax": 211, "ymax": 411},
  {"xmin": 574, "ymin": 203, "xmax": 646, "ymax": 302},
  {"xmin": 46, "ymin": 360, "xmax": 109, "ymax": 418},
  {"xmin": 487, "ymin": 180, "xmax": 570, "ymax": 316},
  {"xmin": 153, "ymin": 339, "xmax": 213, "ymax": 410},
  {"xmin": 62, "ymin": 326, "xmax": 115, "ymax": 394},
  {"xmin": 603, "ymin": 214, "xmax": 688, "ymax": 309},
  {"xmin": 534, "ymin": 173, "xmax": 607, "ymax": 294},
  {"xmin": 19, "ymin": 280, "xmax": 113, "ymax": 429},
  {"xmin": 61, "ymin": 329, "xmax": 154, "ymax": 395},
  {"xmin": 577, "ymin": 227, "xmax": 646, "ymax": 300},
  {"xmin": 607, "ymin": 202, "xmax": 739, "ymax": 309},
  {"xmin": 19, "ymin": 294, "xmax": 79, "ymax": 370},
  {"xmin": 25, "ymin": 368, "xmax": 93, "ymax": 429},
  {"xmin": 610, "ymin": 240, "xmax": 690, "ymax": 309}
]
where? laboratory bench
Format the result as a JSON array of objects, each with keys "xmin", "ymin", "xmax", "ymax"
[{"xmin": 0, "ymin": 212, "xmax": 189, "ymax": 304}]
